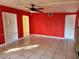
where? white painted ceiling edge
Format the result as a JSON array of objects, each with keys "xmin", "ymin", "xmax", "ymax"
[{"xmin": 0, "ymin": 0, "xmax": 79, "ymax": 13}]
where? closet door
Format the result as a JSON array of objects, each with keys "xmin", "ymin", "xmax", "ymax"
[
  {"xmin": 22, "ymin": 15, "xmax": 29, "ymax": 37},
  {"xmin": 2, "ymin": 12, "xmax": 18, "ymax": 43}
]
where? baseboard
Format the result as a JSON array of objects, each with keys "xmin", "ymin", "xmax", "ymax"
[
  {"xmin": 0, "ymin": 34, "xmax": 64, "ymax": 47},
  {"xmin": 0, "ymin": 37, "xmax": 26, "ymax": 47},
  {"xmin": 31, "ymin": 34, "xmax": 64, "ymax": 39}
]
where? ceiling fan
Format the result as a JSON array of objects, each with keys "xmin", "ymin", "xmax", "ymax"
[{"xmin": 25, "ymin": 4, "xmax": 44, "ymax": 13}]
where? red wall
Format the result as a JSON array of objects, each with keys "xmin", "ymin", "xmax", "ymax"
[
  {"xmin": 0, "ymin": 5, "xmax": 30, "ymax": 44},
  {"xmin": 0, "ymin": 11, "xmax": 5, "ymax": 44},
  {"xmin": 75, "ymin": 12, "xmax": 79, "ymax": 43},
  {"xmin": 30, "ymin": 13, "xmax": 65, "ymax": 37}
]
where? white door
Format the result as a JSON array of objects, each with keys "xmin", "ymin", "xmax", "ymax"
[
  {"xmin": 2, "ymin": 12, "xmax": 18, "ymax": 43},
  {"xmin": 64, "ymin": 15, "xmax": 76, "ymax": 40},
  {"xmin": 22, "ymin": 15, "xmax": 29, "ymax": 37}
]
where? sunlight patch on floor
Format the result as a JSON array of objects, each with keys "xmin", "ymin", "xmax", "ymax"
[
  {"xmin": 24, "ymin": 45, "xmax": 39, "ymax": 49},
  {"xmin": 4, "ymin": 45, "xmax": 39, "ymax": 53}
]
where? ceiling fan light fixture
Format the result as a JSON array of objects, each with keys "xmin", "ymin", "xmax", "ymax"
[{"xmin": 30, "ymin": 11, "xmax": 36, "ymax": 13}]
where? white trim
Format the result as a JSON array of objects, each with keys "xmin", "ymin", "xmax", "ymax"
[
  {"xmin": 31, "ymin": 34, "xmax": 64, "ymax": 39},
  {"xmin": 0, "ymin": 37, "xmax": 25, "ymax": 47},
  {"xmin": 0, "ymin": 35, "xmax": 30, "ymax": 47},
  {"xmin": 0, "ymin": 40, "xmax": 18, "ymax": 47},
  {"xmin": 0, "ymin": 34, "xmax": 64, "ymax": 47}
]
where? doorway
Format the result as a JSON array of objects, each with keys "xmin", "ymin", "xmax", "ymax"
[
  {"xmin": 64, "ymin": 15, "xmax": 76, "ymax": 40},
  {"xmin": 2, "ymin": 12, "xmax": 18, "ymax": 43},
  {"xmin": 22, "ymin": 15, "xmax": 29, "ymax": 37}
]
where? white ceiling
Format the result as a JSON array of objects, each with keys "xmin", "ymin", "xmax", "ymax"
[{"xmin": 0, "ymin": 0, "xmax": 79, "ymax": 13}]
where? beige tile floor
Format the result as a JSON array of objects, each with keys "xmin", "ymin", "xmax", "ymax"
[{"xmin": 0, "ymin": 35, "xmax": 76, "ymax": 59}]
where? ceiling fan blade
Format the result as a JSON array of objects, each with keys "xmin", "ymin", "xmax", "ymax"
[
  {"xmin": 36, "ymin": 10, "xmax": 43, "ymax": 13},
  {"xmin": 25, "ymin": 7, "xmax": 30, "ymax": 9},
  {"xmin": 25, "ymin": 4, "xmax": 44, "ymax": 13},
  {"xmin": 37, "ymin": 8, "xmax": 44, "ymax": 10}
]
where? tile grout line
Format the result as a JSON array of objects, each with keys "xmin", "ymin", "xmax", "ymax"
[
  {"xmin": 64, "ymin": 39, "xmax": 67, "ymax": 59},
  {"xmin": 40, "ymin": 39, "xmax": 56, "ymax": 59},
  {"xmin": 52, "ymin": 40, "xmax": 61, "ymax": 59},
  {"xmin": 26, "ymin": 38, "xmax": 44, "ymax": 59},
  {"xmin": 2, "ymin": 38, "xmax": 42, "ymax": 59}
]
